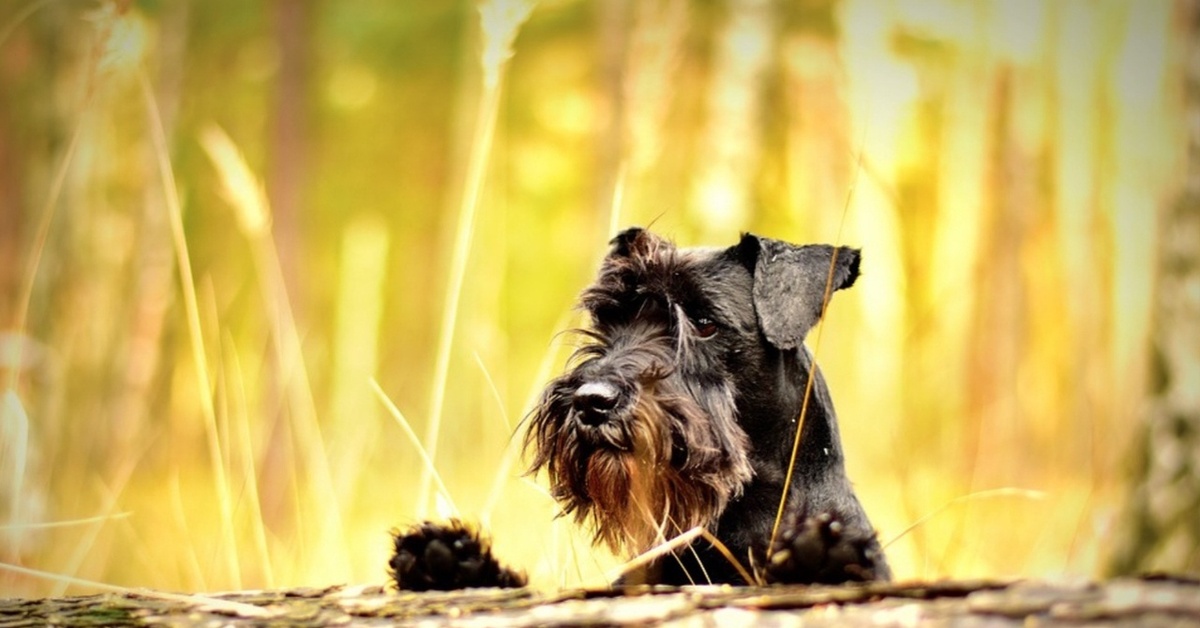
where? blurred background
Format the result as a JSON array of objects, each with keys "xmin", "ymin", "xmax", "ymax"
[{"xmin": 0, "ymin": 0, "xmax": 1196, "ymax": 597}]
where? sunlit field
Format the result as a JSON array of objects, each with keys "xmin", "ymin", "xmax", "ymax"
[{"xmin": 0, "ymin": 0, "xmax": 1186, "ymax": 597}]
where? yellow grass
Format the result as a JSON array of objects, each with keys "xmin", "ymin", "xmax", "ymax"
[{"xmin": 0, "ymin": 0, "xmax": 1186, "ymax": 597}]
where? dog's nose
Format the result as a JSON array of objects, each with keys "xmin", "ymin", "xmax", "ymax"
[{"xmin": 573, "ymin": 381, "xmax": 620, "ymax": 425}]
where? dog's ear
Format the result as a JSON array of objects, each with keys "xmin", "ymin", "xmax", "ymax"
[{"xmin": 736, "ymin": 233, "xmax": 860, "ymax": 350}]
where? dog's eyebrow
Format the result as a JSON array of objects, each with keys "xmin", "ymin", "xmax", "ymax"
[{"xmin": 680, "ymin": 270, "xmax": 747, "ymax": 329}]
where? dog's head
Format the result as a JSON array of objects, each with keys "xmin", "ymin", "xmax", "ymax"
[{"xmin": 524, "ymin": 228, "xmax": 860, "ymax": 557}]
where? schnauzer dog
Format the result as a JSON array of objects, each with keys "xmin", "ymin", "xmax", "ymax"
[{"xmin": 390, "ymin": 228, "xmax": 889, "ymax": 590}]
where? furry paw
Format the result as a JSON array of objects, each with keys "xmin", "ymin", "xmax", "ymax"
[
  {"xmin": 761, "ymin": 511, "xmax": 885, "ymax": 585},
  {"xmin": 389, "ymin": 519, "xmax": 527, "ymax": 591}
]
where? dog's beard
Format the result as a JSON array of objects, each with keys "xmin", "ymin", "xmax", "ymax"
[{"xmin": 527, "ymin": 377, "xmax": 754, "ymax": 558}]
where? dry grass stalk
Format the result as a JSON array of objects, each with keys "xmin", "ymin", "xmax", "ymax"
[
  {"xmin": 417, "ymin": 0, "xmax": 538, "ymax": 519},
  {"xmin": 139, "ymin": 70, "xmax": 241, "ymax": 588}
]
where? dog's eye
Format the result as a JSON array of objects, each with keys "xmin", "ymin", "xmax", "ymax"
[{"xmin": 694, "ymin": 317, "xmax": 718, "ymax": 339}]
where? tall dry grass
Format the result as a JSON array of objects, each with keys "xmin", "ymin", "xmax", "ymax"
[{"xmin": 0, "ymin": 0, "xmax": 1187, "ymax": 597}]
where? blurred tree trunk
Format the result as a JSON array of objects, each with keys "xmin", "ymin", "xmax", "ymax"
[
  {"xmin": 0, "ymin": 98, "xmax": 20, "ymax": 331},
  {"xmin": 268, "ymin": 0, "xmax": 309, "ymax": 311},
  {"xmin": 1108, "ymin": 0, "xmax": 1200, "ymax": 576},
  {"xmin": 259, "ymin": 0, "xmax": 311, "ymax": 528},
  {"xmin": 689, "ymin": 0, "xmax": 773, "ymax": 241},
  {"xmin": 595, "ymin": 0, "xmax": 629, "ymax": 232},
  {"xmin": 110, "ymin": 1, "xmax": 190, "ymax": 468}
]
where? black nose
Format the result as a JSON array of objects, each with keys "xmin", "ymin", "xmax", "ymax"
[{"xmin": 573, "ymin": 381, "xmax": 620, "ymax": 426}]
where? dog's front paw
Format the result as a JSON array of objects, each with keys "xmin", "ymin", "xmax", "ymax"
[
  {"xmin": 389, "ymin": 519, "xmax": 527, "ymax": 591},
  {"xmin": 761, "ymin": 511, "xmax": 884, "ymax": 585}
]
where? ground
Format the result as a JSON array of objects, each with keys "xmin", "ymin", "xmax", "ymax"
[{"xmin": 2, "ymin": 576, "xmax": 1199, "ymax": 627}]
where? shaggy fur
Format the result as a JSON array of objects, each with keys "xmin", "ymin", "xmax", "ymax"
[
  {"xmin": 525, "ymin": 234, "xmax": 754, "ymax": 559},
  {"xmin": 390, "ymin": 227, "xmax": 889, "ymax": 589}
]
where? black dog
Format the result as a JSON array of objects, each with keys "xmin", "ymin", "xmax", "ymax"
[{"xmin": 390, "ymin": 228, "xmax": 889, "ymax": 589}]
